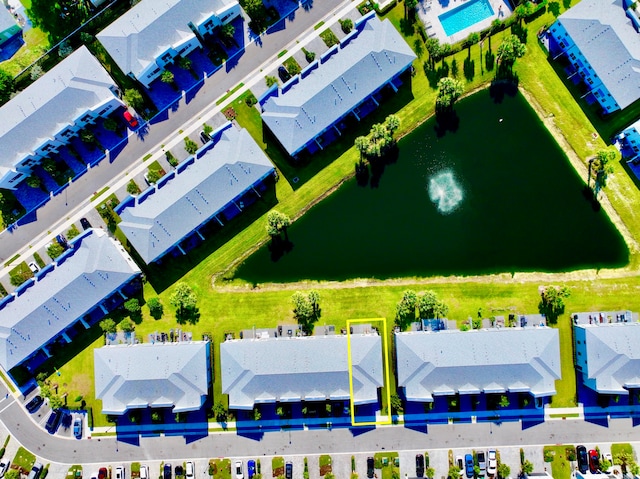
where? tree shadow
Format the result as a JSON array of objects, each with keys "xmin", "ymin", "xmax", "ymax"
[
  {"xmin": 369, "ymin": 146, "xmax": 399, "ymax": 188},
  {"xmin": 424, "ymin": 60, "xmax": 450, "ymax": 89},
  {"xmin": 485, "ymin": 49, "xmax": 495, "ymax": 72},
  {"xmin": 434, "ymin": 110, "xmax": 460, "ymax": 138},
  {"xmin": 268, "ymin": 237, "xmax": 294, "ymax": 262},
  {"xmin": 511, "ymin": 23, "xmax": 528, "ymax": 45},
  {"xmin": 355, "ymin": 160, "xmax": 370, "ymax": 187},
  {"xmin": 176, "ymin": 306, "xmax": 201, "ymax": 325},
  {"xmin": 463, "ymin": 57, "xmax": 475, "ymax": 82},
  {"xmin": 581, "ymin": 185, "xmax": 601, "ymax": 212},
  {"xmin": 489, "ymin": 75, "xmax": 520, "ymax": 103}
]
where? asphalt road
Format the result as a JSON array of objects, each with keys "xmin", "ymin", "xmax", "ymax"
[{"xmin": 0, "ymin": 0, "xmax": 347, "ymax": 263}]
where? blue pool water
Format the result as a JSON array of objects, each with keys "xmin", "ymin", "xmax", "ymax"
[{"xmin": 439, "ymin": 0, "xmax": 495, "ymax": 36}]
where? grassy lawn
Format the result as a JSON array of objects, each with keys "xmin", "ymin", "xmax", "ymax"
[
  {"xmin": 8, "ymin": 262, "xmax": 33, "ymax": 287},
  {"xmin": 47, "ymin": 0, "xmax": 640, "ymax": 422},
  {"xmin": 373, "ymin": 452, "xmax": 399, "ymax": 479},
  {"xmin": 12, "ymin": 447, "xmax": 35, "ymax": 472},
  {"xmin": 543, "ymin": 446, "xmax": 573, "ymax": 479},
  {"xmin": 611, "ymin": 444, "xmax": 635, "ymax": 458},
  {"xmin": 211, "ymin": 459, "xmax": 231, "ymax": 479},
  {"xmin": 0, "ymin": 27, "xmax": 49, "ymax": 77},
  {"xmin": 319, "ymin": 455, "xmax": 332, "ymax": 475},
  {"xmin": 272, "ymin": 457, "xmax": 284, "ymax": 477}
]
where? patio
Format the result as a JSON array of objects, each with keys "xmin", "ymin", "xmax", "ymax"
[{"xmin": 417, "ymin": 0, "xmax": 512, "ymax": 45}]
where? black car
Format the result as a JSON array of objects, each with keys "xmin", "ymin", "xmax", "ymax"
[
  {"xmin": 61, "ymin": 410, "xmax": 72, "ymax": 429},
  {"xmin": 367, "ymin": 457, "xmax": 375, "ymax": 479},
  {"xmin": 577, "ymin": 445, "xmax": 589, "ymax": 474},
  {"xmin": 285, "ymin": 462, "xmax": 292, "ymax": 479},
  {"xmin": 45, "ymin": 410, "xmax": 62, "ymax": 434},
  {"xmin": 278, "ymin": 66, "xmax": 291, "ymax": 82},
  {"xmin": 25, "ymin": 395, "xmax": 44, "ymax": 413},
  {"xmin": 416, "ymin": 455, "xmax": 425, "ymax": 478},
  {"xmin": 164, "ymin": 464, "xmax": 172, "ymax": 479},
  {"xmin": 80, "ymin": 218, "xmax": 92, "ymax": 231}
]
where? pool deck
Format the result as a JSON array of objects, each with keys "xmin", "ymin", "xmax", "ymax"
[{"xmin": 417, "ymin": 0, "xmax": 512, "ymax": 45}]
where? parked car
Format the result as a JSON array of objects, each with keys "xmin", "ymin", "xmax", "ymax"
[
  {"xmin": 0, "ymin": 459, "xmax": 11, "ymax": 478},
  {"xmin": 186, "ymin": 462, "xmax": 194, "ymax": 479},
  {"xmin": 27, "ymin": 463, "xmax": 43, "ymax": 479},
  {"xmin": 577, "ymin": 446, "xmax": 588, "ymax": 474},
  {"xmin": 589, "ymin": 450, "xmax": 600, "ymax": 474},
  {"xmin": 234, "ymin": 461, "xmax": 243, "ymax": 479},
  {"xmin": 465, "ymin": 454, "xmax": 474, "ymax": 478},
  {"xmin": 487, "ymin": 450, "xmax": 497, "ymax": 477},
  {"xmin": 115, "ymin": 467, "xmax": 125, "ymax": 479},
  {"xmin": 55, "ymin": 234, "xmax": 68, "ymax": 249},
  {"xmin": 98, "ymin": 468, "xmax": 108, "ymax": 479},
  {"xmin": 28, "ymin": 262, "xmax": 40, "ymax": 274},
  {"xmin": 247, "ymin": 460, "xmax": 256, "ymax": 479},
  {"xmin": 416, "ymin": 454, "xmax": 425, "ymax": 478},
  {"xmin": 123, "ymin": 110, "xmax": 138, "ymax": 128},
  {"xmin": 199, "ymin": 130, "xmax": 211, "ymax": 144},
  {"xmin": 175, "ymin": 466, "xmax": 183, "ymax": 477},
  {"xmin": 164, "ymin": 464, "xmax": 172, "ymax": 479},
  {"xmin": 80, "ymin": 218, "xmax": 92, "ymax": 231},
  {"xmin": 278, "ymin": 66, "xmax": 291, "ymax": 82},
  {"xmin": 45, "ymin": 409, "xmax": 62, "ymax": 434},
  {"xmin": 477, "ymin": 451, "xmax": 486, "ymax": 476},
  {"xmin": 25, "ymin": 395, "xmax": 44, "ymax": 413},
  {"xmin": 140, "ymin": 466, "xmax": 148, "ymax": 479},
  {"xmin": 367, "ymin": 457, "xmax": 374, "ymax": 479},
  {"xmin": 89, "ymin": 472, "xmax": 99, "ymax": 479},
  {"xmin": 285, "ymin": 462, "xmax": 292, "ymax": 479},
  {"xmin": 73, "ymin": 417, "xmax": 82, "ymax": 439}
]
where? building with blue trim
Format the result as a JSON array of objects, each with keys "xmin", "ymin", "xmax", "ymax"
[
  {"xmin": 97, "ymin": 0, "xmax": 240, "ymax": 88},
  {"xmin": 117, "ymin": 123, "xmax": 275, "ymax": 264},
  {"xmin": 395, "ymin": 327, "xmax": 561, "ymax": 403},
  {"xmin": 0, "ymin": 229, "xmax": 141, "ymax": 378},
  {"xmin": 0, "ymin": 46, "xmax": 124, "ymax": 190},
  {"xmin": 0, "ymin": 6, "xmax": 21, "ymax": 50},
  {"xmin": 260, "ymin": 13, "xmax": 416, "ymax": 159},
  {"xmin": 221, "ymin": 332, "xmax": 383, "ymax": 410},
  {"xmin": 617, "ymin": 118, "xmax": 640, "ymax": 164},
  {"xmin": 94, "ymin": 341, "xmax": 210, "ymax": 414},
  {"xmin": 572, "ymin": 311, "xmax": 640, "ymax": 395},
  {"xmin": 548, "ymin": 0, "xmax": 640, "ymax": 114}
]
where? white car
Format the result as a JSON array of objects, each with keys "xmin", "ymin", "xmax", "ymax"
[
  {"xmin": 0, "ymin": 460, "xmax": 10, "ymax": 478},
  {"xmin": 235, "ymin": 461, "xmax": 244, "ymax": 479},
  {"xmin": 140, "ymin": 466, "xmax": 148, "ymax": 479},
  {"xmin": 487, "ymin": 450, "xmax": 497, "ymax": 477},
  {"xmin": 28, "ymin": 262, "xmax": 39, "ymax": 274},
  {"xmin": 186, "ymin": 462, "xmax": 194, "ymax": 479},
  {"xmin": 115, "ymin": 467, "xmax": 125, "ymax": 479}
]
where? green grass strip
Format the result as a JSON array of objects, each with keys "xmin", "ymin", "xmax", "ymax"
[{"xmin": 216, "ymin": 83, "xmax": 245, "ymax": 106}]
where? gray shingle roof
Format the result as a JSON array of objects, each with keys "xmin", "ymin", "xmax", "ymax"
[
  {"xmin": 118, "ymin": 124, "xmax": 274, "ymax": 264},
  {"xmin": 261, "ymin": 15, "xmax": 416, "ymax": 156},
  {"xmin": 0, "ymin": 229, "xmax": 141, "ymax": 371},
  {"xmin": 575, "ymin": 322, "xmax": 640, "ymax": 393},
  {"xmin": 96, "ymin": 0, "xmax": 237, "ymax": 79},
  {"xmin": 94, "ymin": 341, "xmax": 209, "ymax": 414},
  {"xmin": 0, "ymin": 46, "xmax": 120, "ymax": 179},
  {"xmin": 396, "ymin": 327, "xmax": 561, "ymax": 401},
  {"xmin": 221, "ymin": 334, "xmax": 383, "ymax": 409},
  {"xmin": 558, "ymin": 0, "xmax": 640, "ymax": 109}
]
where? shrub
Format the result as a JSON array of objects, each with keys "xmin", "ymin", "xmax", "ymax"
[
  {"xmin": 123, "ymin": 89, "xmax": 144, "ymax": 111},
  {"xmin": 147, "ymin": 297, "xmax": 164, "ymax": 318},
  {"xmin": 203, "ymin": 123, "xmax": 213, "ymax": 136},
  {"xmin": 103, "ymin": 118, "xmax": 118, "ymax": 132},
  {"xmin": 126, "ymin": 180, "xmax": 140, "ymax": 195},
  {"xmin": 184, "ymin": 137, "xmax": 198, "ymax": 155},
  {"xmin": 124, "ymin": 298, "xmax": 141, "ymax": 315},
  {"xmin": 26, "ymin": 175, "xmax": 41, "ymax": 188},
  {"xmin": 67, "ymin": 224, "xmax": 80, "ymax": 240},
  {"xmin": 320, "ymin": 29, "xmax": 339, "ymax": 47},
  {"xmin": 165, "ymin": 151, "xmax": 178, "ymax": 167},
  {"xmin": 244, "ymin": 93, "xmax": 258, "ymax": 107},
  {"xmin": 147, "ymin": 169, "xmax": 161, "ymax": 184},
  {"xmin": 265, "ymin": 75, "xmax": 278, "ymax": 87},
  {"xmin": 47, "ymin": 241, "xmax": 65, "ymax": 260},
  {"xmin": 302, "ymin": 48, "xmax": 315, "ymax": 63},
  {"xmin": 339, "ymin": 18, "xmax": 353, "ymax": 33}
]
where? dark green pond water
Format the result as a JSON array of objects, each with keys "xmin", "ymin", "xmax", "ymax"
[{"xmin": 235, "ymin": 89, "xmax": 628, "ymax": 283}]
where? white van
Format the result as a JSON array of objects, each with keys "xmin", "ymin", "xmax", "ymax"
[{"xmin": 140, "ymin": 466, "xmax": 148, "ymax": 479}]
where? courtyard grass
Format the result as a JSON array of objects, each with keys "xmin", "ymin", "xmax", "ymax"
[
  {"xmin": 50, "ymin": 1, "xmax": 640, "ymax": 422},
  {"xmin": 0, "ymin": 27, "xmax": 49, "ymax": 77},
  {"xmin": 543, "ymin": 445, "xmax": 573, "ymax": 479},
  {"xmin": 12, "ymin": 446, "xmax": 35, "ymax": 472}
]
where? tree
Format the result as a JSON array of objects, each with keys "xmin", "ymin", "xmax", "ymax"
[
  {"xmin": 425, "ymin": 468, "xmax": 435, "ymax": 479},
  {"xmin": 100, "ymin": 318, "xmax": 117, "ymax": 334},
  {"xmin": 123, "ymin": 89, "xmax": 144, "ymax": 111},
  {"xmin": 497, "ymin": 463, "xmax": 510, "ymax": 479},
  {"xmin": 425, "ymin": 38, "xmax": 441, "ymax": 67},
  {"xmin": 266, "ymin": 210, "xmax": 291, "ymax": 241},
  {"xmin": 292, "ymin": 291, "xmax": 319, "ymax": 334},
  {"xmin": 538, "ymin": 285, "xmax": 570, "ymax": 324},
  {"xmin": 30, "ymin": 65, "xmax": 44, "ymax": 81},
  {"xmin": 521, "ymin": 461, "xmax": 534, "ymax": 475},
  {"xmin": 614, "ymin": 451, "xmax": 633, "ymax": 473},
  {"xmin": 177, "ymin": 56, "xmax": 192, "ymax": 70},
  {"xmin": 405, "ymin": 0, "xmax": 418, "ymax": 20},
  {"xmin": 498, "ymin": 394, "xmax": 510, "ymax": 408},
  {"xmin": 47, "ymin": 241, "xmax": 65, "ymax": 260},
  {"xmin": 119, "ymin": 319, "xmax": 135, "ymax": 333},
  {"xmin": 436, "ymin": 77, "xmax": 464, "ymax": 113},
  {"xmin": 184, "ymin": 137, "xmax": 198, "ymax": 155},
  {"xmin": 448, "ymin": 466, "xmax": 461, "ymax": 479},
  {"xmin": 308, "ymin": 290, "xmax": 321, "ymax": 317},
  {"xmin": 147, "ymin": 297, "xmax": 164, "ymax": 319},
  {"xmin": 466, "ymin": 32, "xmax": 480, "ymax": 52},
  {"xmin": 26, "ymin": 175, "xmax": 41, "ymax": 188},
  {"xmin": 396, "ymin": 289, "xmax": 418, "ymax": 329},
  {"xmin": 244, "ymin": 0, "xmax": 264, "ymax": 18},
  {"xmin": 124, "ymin": 298, "xmax": 140, "ymax": 316},
  {"xmin": 170, "ymin": 282, "xmax": 198, "ymax": 322},
  {"xmin": 418, "ymin": 291, "xmax": 439, "ymax": 318},
  {"xmin": 103, "ymin": 118, "xmax": 118, "ymax": 132},
  {"xmin": 161, "ymin": 70, "xmax": 175, "ymax": 85},
  {"xmin": 265, "ymin": 75, "xmax": 278, "ymax": 87},
  {"xmin": 221, "ymin": 23, "xmax": 235, "ymax": 39},
  {"xmin": 497, "ymin": 34, "xmax": 526, "ymax": 71},
  {"xmin": 58, "ymin": 41, "xmax": 73, "ymax": 58},
  {"xmin": 339, "ymin": 18, "xmax": 353, "ymax": 33},
  {"xmin": 126, "ymin": 180, "xmax": 140, "ymax": 195},
  {"xmin": 42, "ymin": 158, "xmax": 57, "ymax": 174},
  {"xmin": 390, "ymin": 393, "xmax": 403, "ymax": 414},
  {"xmin": 0, "ymin": 68, "xmax": 14, "ymax": 105},
  {"xmin": 213, "ymin": 401, "xmax": 228, "ymax": 422},
  {"xmin": 591, "ymin": 148, "xmax": 616, "ymax": 197}
]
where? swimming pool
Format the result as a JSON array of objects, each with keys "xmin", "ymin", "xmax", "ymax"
[{"xmin": 438, "ymin": 0, "xmax": 495, "ymax": 37}]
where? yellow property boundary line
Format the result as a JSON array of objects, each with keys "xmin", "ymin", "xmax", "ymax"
[{"xmin": 347, "ymin": 318, "xmax": 392, "ymax": 426}]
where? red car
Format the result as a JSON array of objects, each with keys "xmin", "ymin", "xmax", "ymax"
[
  {"xmin": 98, "ymin": 468, "xmax": 108, "ymax": 479},
  {"xmin": 589, "ymin": 450, "xmax": 600, "ymax": 474},
  {"xmin": 123, "ymin": 110, "xmax": 138, "ymax": 128}
]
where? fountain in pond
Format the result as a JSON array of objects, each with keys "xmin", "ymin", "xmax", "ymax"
[{"xmin": 428, "ymin": 170, "xmax": 463, "ymax": 215}]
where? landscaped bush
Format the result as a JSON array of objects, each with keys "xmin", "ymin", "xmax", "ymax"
[
  {"xmin": 147, "ymin": 169, "xmax": 162, "ymax": 184},
  {"xmin": 67, "ymin": 224, "xmax": 80, "ymax": 240},
  {"xmin": 339, "ymin": 18, "xmax": 353, "ymax": 33},
  {"xmin": 320, "ymin": 28, "xmax": 339, "ymax": 48},
  {"xmin": 244, "ymin": 92, "xmax": 258, "ymax": 107},
  {"xmin": 302, "ymin": 47, "xmax": 315, "ymax": 63},
  {"xmin": 47, "ymin": 241, "xmax": 65, "ymax": 260},
  {"xmin": 126, "ymin": 180, "xmax": 140, "ymax": 195},
  {"xmin": 165, "ymin": 151, "xmax": 178, "ymax": 167},
  {"xmin": 283, "ymin": 57, "xmax": 301, "ymax": 76},
  {"xmin": 265, "ymin": 75, "xmax": 278, "ymax": 87},
  {"xmin": 184, "ymin": 137, "xmax": 198, "ymax": 155}
]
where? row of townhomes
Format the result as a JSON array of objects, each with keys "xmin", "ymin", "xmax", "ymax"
[
  {"xmin": 0, "ymin": 0, "xmax": 241, "ymax": 191},
  {"xmin": 548, "ymin": 0, "xmax": 640, "ymax": 166}
]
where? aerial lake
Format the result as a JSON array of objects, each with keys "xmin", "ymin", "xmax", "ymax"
[{"xmin": 234, "ymin": 89, "xmax": 629, "ymax": 283}]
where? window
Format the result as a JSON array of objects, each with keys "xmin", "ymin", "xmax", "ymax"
[
  {"xmin": 161, "ymin": 53, "xmax": 172, "ymax": 62},
  {"xmin": 204, "ymin": 19, "xmax": 213, "ymax": 29},
  {"xmin": 8, "ymin": 173, "xmax": 23, "ymax": 183},
  {"xmin": 569, "ymin": 53, "xmax": 576, "ymax": 60},
  {"xmin": 81, "ymin": 114, "xmax": 92, "ymax": 123},
  {"xmin": 587, "ymin": 78, "xmax": 593, "ymax": 85},
  {"xmin": 98, "ymin": 107, "xmax": 110, "ymax": 116},
  {"xmin": 559, "ymin": 41, "xmax": 566, "ymax": 48}
]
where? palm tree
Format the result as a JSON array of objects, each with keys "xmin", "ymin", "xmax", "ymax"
[
  {"xmin": 161, "ymin": 70, "xmax": 175, "ymax": 85},
  {"xmin": 436, "ymin": 77, "xmax": 464, "ymax": 113},
  {"xmin": 497, "ymin": 35, "xmax": 526, "ymax": 73},
  {"xmin": 355, "ymin": 136, "xmax": 369, "ymax": 161},
  {"xmin": 591, "ymin": 148, "xmax": 616, "ymax": 197},
  {"xmin": 266, "ymin": 210, "xmax": 291, "ymax": 242}
]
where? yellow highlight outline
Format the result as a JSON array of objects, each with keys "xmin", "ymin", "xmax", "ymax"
[{"xmin": 347, "ymin": 318, "xmax": 392, "ymax": 426}]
